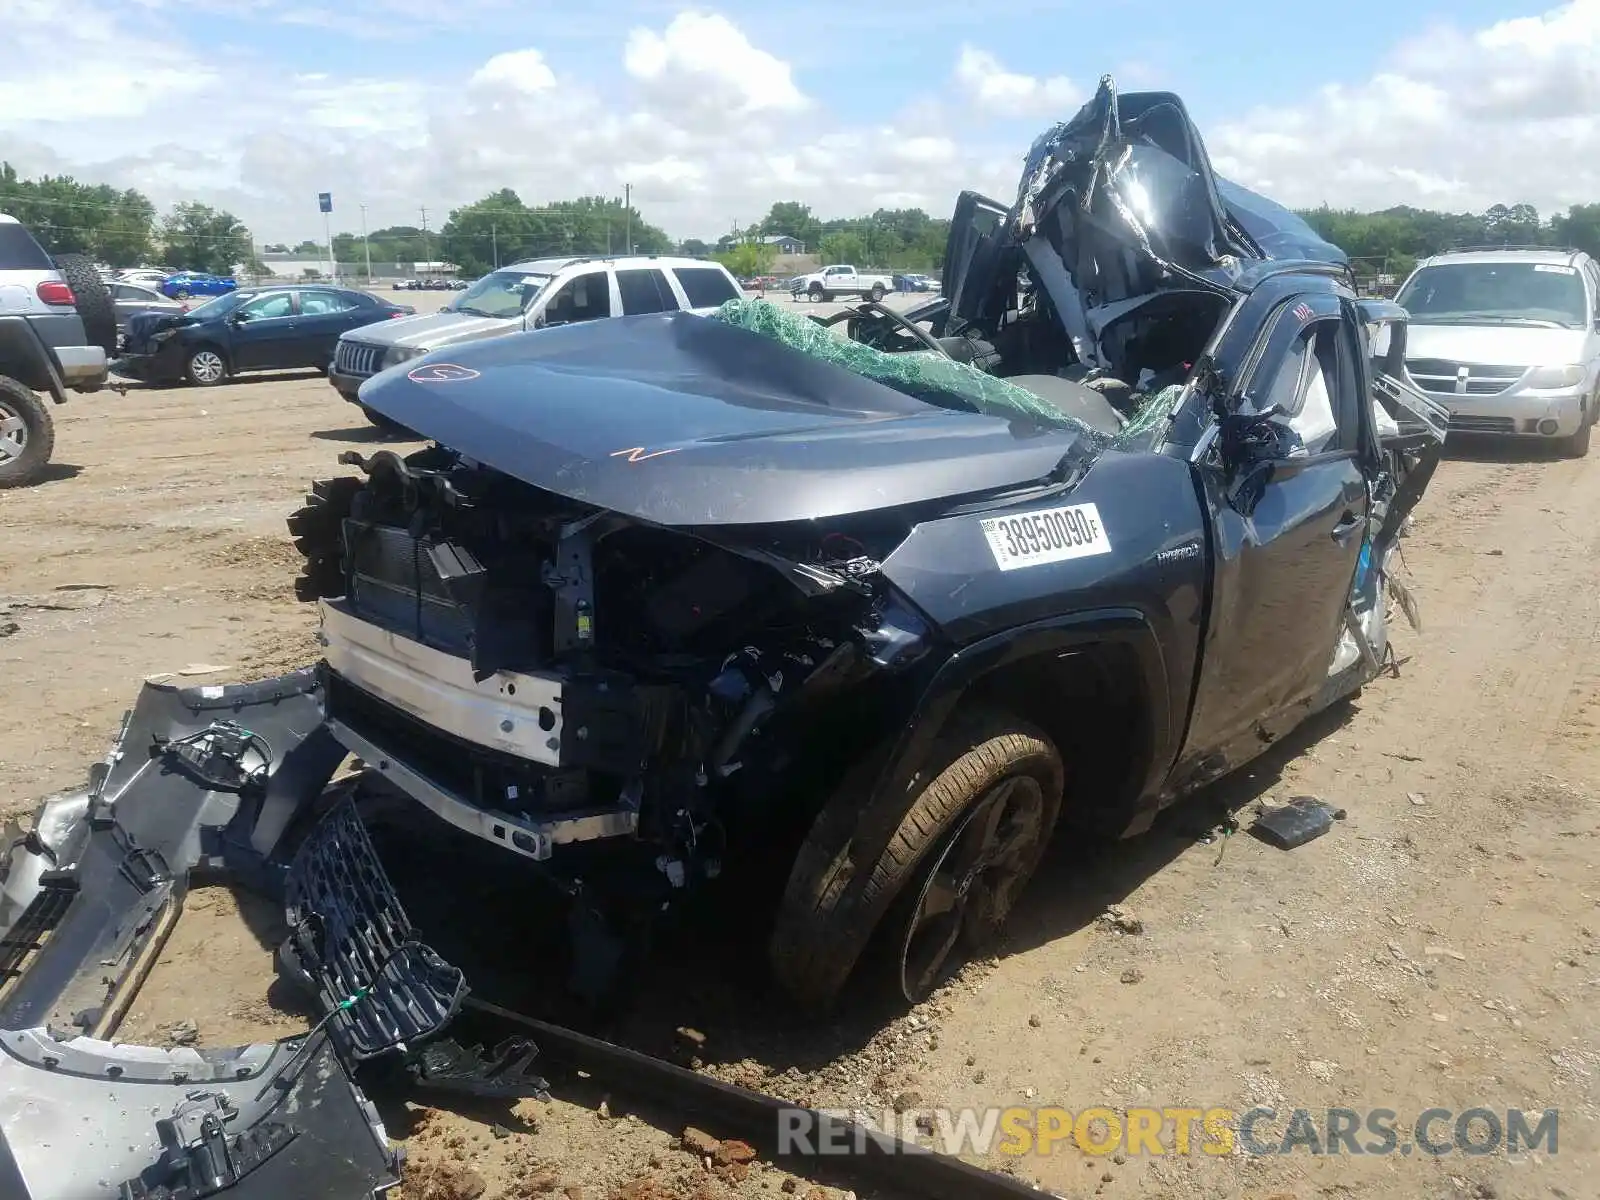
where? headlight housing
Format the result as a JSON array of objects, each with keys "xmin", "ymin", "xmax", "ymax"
[
  {"xmin": 1526, "ymin": 364, "xmax": 1585, "ymax": 389},
  {"xmin": 381, "ymin": 344, "xmax": 426, "ymax": 370}
]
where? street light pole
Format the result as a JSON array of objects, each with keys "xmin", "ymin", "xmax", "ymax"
[
  {"xmin": 360, "ymin": 204, "xmax": 372, "ymax": 281},
  {"xmin": 624, "ymin": 183, "xmax": 632, "ymax": 255}
]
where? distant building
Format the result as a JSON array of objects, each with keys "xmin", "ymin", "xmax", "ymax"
[{"xmin": 760, "ymin": 234, "xmax": 805, "ymax": 254}]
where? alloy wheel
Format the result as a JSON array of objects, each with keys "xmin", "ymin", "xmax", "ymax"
[
  {"xmin": 896, "ymin": 774, "xmax": 1048, "ymax": 1003},
  {"xmin": 0, "ymin": 399, "xmax": 27, "ymax": 464},
  {"xmin": 189, "ymin": 351, "xmax": 226, "ymax": 384}
]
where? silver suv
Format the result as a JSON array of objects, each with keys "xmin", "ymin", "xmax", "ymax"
[
  {"xmin": 0, "ymin": 214, "xmax": 113, "ymax": 487},
  {"xmin": 330, "ymin": 255, "xmax": 743, "ymax": 427},
  {"xmin": 1395, "ymin": 247, "xmax": 1600, "ymax": 457}
]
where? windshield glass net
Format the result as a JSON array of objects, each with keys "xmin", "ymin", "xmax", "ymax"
[
  {"xmin": 1397, "ymin": 262, "xmax": 1588, "ymax": 328},
  {"xmin": 454, "ymin": 270, "xmax": 552, "ymax": 319},
  {"xmin": 708, "ymin": 299, "xmax": 1097, "ymax": 432}
]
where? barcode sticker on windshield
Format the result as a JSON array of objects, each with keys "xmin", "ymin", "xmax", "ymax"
[
  {"xmin": 980, "ymin": 503, "xmax": 1112, "ymax": 571},
  {"xmin": 1534, "ymin": 264, "xmax": 1576, "ymax": 274}
]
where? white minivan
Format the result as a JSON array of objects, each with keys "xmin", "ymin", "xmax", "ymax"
[{"xmin": 1395, "ymin": 247, "xmax": 1600, "ymax": 457}]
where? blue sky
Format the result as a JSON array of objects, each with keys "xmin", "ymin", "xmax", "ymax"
[{"xmin": 2, "ymin": 0, "xmax": 1597, "ymax": 242}]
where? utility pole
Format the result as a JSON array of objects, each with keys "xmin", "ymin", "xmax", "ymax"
[
  {"xmin": 359, "ymin": 204, "xmax": 372, "ymax": 281},
  {"xmin": 624, "ymin": 183, "xmax": 632, "ymax": 255},
  {"xmin": 491, "ymin": 222, "xmax": 498, "ymax": 269},
  {"xmin": 419, "ymin": 206, "xmax": 430, "ymax": 272}
]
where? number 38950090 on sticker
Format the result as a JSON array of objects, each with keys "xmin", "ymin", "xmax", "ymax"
[{"xmin": 979, "ymin": 502, "xmax": 1113, "ymax": 571}]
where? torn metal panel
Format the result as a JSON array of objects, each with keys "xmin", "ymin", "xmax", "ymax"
[
  {"xmin": 0, "ymin": 673, "xmax": 330, "ymax": 1034},
  {"xmin": 0, "ymin": 1029, "xmax": 399, "ymax": 1200}
]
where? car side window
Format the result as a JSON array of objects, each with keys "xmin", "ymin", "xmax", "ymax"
[
  {"xmin": 541, "ymin": 272, "xmax": 612, "ymax": 325},
  {"xmin": 673, "ymin": 266, "xmax": 739, "ymax": 308},
  {"xmin": 237, "ymin": 292, "xmax": 295, "ymax": 320},
  {"xmin": 615, "ymin": 268, "xmax": 679, "ymax": 315},
  {"xmin": 300, "ymin": 291, "xmax": 359, "ymax": 315},
  {"xmin": 1243, "ymin": 316, "xmax": 1352, "ymax": 457}
]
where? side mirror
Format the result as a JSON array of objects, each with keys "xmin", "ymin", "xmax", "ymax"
[{"xmin": 528, "ymin": 311, "xmax": 546, "ymax": 330}]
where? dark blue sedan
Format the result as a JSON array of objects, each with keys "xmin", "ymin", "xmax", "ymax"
[
  {"xmin": 116, "ymin": 286, "xmax": 415, "ymax": 386},
  {"xmin": 159, "ymin": 272, "xmax": 239, "ymax": 299}
]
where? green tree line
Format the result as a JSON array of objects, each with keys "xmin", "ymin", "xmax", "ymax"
[
  {"xmin": 1, "ymin": 163, "xmax": 257, "ymax": 275},
  {"xmin": 6, "ymin": 161, "xmax": 1599, "ymax": 283}
]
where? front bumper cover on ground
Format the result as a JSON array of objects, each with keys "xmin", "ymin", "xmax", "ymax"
[{"xmin": 1, "ymin": 670, "xmax": 1054, "ymax": 1200}]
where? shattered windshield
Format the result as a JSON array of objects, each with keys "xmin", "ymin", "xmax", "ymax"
[
  {"xmin": 453, "ymin": 269, "xmax": 553, "ymax": 319},
  {"xmin": 709, "ymin": 299, "xmax": 1088, "ymax": 432},
  {"xmin": 1396, "ymin": 262, "xmax": 1588, "ymax": 329}
]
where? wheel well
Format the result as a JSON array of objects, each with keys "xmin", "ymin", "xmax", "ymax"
[{"xmin": 956, "ymin": 642, "xmax": 1152, "ymax": 835}]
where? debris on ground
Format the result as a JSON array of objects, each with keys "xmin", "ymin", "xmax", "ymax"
[
  {"xmin": 679, "ymin": 1127, "xmax": 720, "ymax": 1158},
  {"xmin": 404, "ymin": 1160, "xmax": 489, "ymax": 1200},
  {"xmin": 1120, "ymin": 968, "xmax": 1145, "ymax": 984},
  {"xmin": 1096, "ymin": 905, "xmax": 1145, "ymax": 935},
  {"xmin": 163, "ymin": 1017, "xmax": 199, "ymax": 1046},
  {"xmin": 1249, "ymin": 796, "xmax": 1347, "ymax": 849}
]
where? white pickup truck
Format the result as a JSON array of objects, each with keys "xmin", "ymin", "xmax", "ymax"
[{"xmin": 789, "ymin": 264, "xmax": 892, "ymax": 303}]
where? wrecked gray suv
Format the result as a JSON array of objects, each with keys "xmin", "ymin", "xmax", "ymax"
[{"xmin": 0, "ymin": 78, "xmax": 1444, "ymax": 1199}]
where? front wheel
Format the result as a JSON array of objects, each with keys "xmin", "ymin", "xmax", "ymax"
[
  {"xmin": 1559, "ymin": 416, "xmax": 1591, "ymax": 458},
  {"xmin": 185, "ymin": 347, "xmax": 228, "ymax": 386},
  {"xmin": 0, "ymin": 377, "xmax": 56, "ymax": 489},
  {"xmin": 769, "ymin": 709, "xmax": 1063, "ymax": 1012},
  {"xmin": 808, "ymin": 285, "xmax": 824, "ymax": 302},
  {"xmin": 360, "ymin": 404, "xmax": 414, "ymax": 436},
  {"xmin": 868, "ymin": 284, "xmax": 885, "ymax": 302}
]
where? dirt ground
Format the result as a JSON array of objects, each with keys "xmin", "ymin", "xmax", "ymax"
[{"xmin": 2, "ymin": 329, "xmax": 1596, "ymax": 1200}]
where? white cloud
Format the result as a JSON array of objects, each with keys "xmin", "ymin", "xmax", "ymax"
[
  {"xmin": 954, "ymin": 46, "xmax": 1079, "ymax": 118},
  {"xmin": 1209, "ymin": 0, "xmax": 1600, "ymax": 213},
  {"xmin": 469, "ymin": 50, "xmax": 557, "ymax": 96},
  {"xmin": 6, "ymin": 2, "xmax": 1599, "ymax": 250},
  {"xmin": 623, "ymin": 12, "xmax": 807, "ymax": 116}
]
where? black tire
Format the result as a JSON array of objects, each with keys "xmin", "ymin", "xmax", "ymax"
[
  {"xmin": 286, "ymin": 476, "xmax": 364, "ymax": 601},
  {"xmin": 1559, "ymin": 416, "xmax": 1590, "ymax": 458},
  {"xmin": 769, "ymin": 708, "xmax": 1064, "ymax": 1012},
  {"xmin": 360, "ymin": 404, "xmax": 414, "ymax": 436},
  {"xmin": 808, "ymin": 284, "xmax": 824, "ymax": 302},
  {"xmin": 0, "ymin": 376, "xmax": 56, "ymax": 490},
  {"xmin": 184, "ymin": 346, "xmax": 229, "ymax": 386},
  {"xmin": 868, "ymin": 284, "xmax": 885, "ymax": 302},
  {"xmin": 51, "ymin": 253, "xmax": 117, "ymax": 357},
  {"xmin": 175, "ymin": 288, "xmax": 191, "ymax": 300}
]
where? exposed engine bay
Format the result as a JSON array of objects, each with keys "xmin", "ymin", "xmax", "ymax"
[{"xmin": 292, "ymin": 447, "xmax": 931, "ymax": 908}]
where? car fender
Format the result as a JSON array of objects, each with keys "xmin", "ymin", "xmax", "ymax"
[
  {"xmin": 861, "ymin": 608, "xmax": 1175, "ymax": 846},
  {"xmin": 0, "ymin": 314, "xmax": 69, "ymax": 403}
]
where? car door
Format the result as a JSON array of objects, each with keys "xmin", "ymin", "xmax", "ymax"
[
  {"xmin": 294, "ymin": 289, "xmax": 370, "ymax": 366},
  {"xmin": 226, "ymin": 291, "xmax": 300, "ymax": 370},
  {"xmin": 533, "ymin": 270, "xmax": 614, "ymax": 328},
  {"xmin": 1180, "ymin": 290, "xmax": 1372, "ymax": 763}
]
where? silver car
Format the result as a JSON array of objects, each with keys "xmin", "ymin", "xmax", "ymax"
[
  {"xmin": 1395, "ymin": 248, "xmax": 1600, "ymax": 457},
  {"xmin": 330, "ymin": 254, "xmax": 743, "ymax": 427}
]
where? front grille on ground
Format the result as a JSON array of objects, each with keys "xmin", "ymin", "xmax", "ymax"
[
  {"xmin": 283, "ymin": 796, "xmax": 467, "ymax": 1059},
  {"xmin": 335, "ymin": 340, "xmax": 383, "ymax": 378}
]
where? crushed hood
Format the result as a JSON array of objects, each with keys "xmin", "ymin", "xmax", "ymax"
[{"xmin": 356, "ymin": 311, "xmax": 1089, "ymax": 527}]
